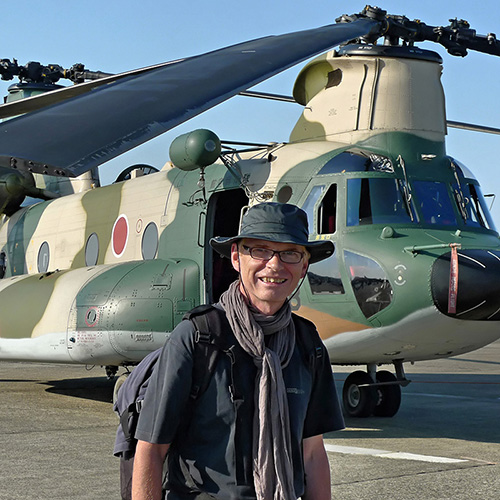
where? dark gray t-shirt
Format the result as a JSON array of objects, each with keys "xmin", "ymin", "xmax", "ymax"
[{"xmin": 135, "ymin": 312, "xmax": 344, "ymax": 499}]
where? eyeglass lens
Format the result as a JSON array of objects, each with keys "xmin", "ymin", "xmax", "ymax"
[{"xmin": 243, "ymin": 246, "xmax": 303, "ymax": 263}]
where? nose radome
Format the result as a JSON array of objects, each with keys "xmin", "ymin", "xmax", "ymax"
[{"xmin": 431, "ymin": 249, "xmax": 500, "ymax": 320}]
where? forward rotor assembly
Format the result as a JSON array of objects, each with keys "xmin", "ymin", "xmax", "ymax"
[{"xmin": 0, "ymin": 5, "xmax": 497, "ymax": 179}]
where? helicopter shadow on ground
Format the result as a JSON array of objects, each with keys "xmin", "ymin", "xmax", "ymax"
[
  {"xmin": 332, "ymin": 371, "xmax": 500, "ymax": 445},
  {"xmin": 43, "ymin": 375, "xmax": 115, "ymax": 403}
]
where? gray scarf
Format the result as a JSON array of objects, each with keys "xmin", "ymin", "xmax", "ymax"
[{"xmin": 219, "ymin": 280, "xmax": 296, "ymax": 500}]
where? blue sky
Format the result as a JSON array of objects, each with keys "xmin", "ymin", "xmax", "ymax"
[{"xmin": 1, "ymin": 1, "xmax": 500, "ymax": 223}]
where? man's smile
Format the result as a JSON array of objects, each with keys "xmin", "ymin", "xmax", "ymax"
[{"xmin": 259, "ymin": 277, "xmax": 287, "ymax": 284}]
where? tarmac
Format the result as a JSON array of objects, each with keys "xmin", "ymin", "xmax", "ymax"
[{"xmin": 0, "ymin": 340, "xmax": 498, "ymax": 500}]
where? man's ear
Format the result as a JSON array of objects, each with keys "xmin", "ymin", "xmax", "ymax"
[{"xmin": 230, "ymin": 242, "xmax": 240, "ymax": 272}]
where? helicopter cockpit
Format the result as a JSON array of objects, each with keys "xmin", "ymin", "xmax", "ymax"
[
  {"xmin": 300, "ymin": 150, "xmax": 498, "ymax": 322},
  {"xmin": 309, "ymin": 150, "xmax": 496, "ymax": 232}
]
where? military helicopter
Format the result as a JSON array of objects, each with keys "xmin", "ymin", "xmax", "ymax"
[{"xmin": 1, "ymin": 6, "xmax": 500, "ymax": 418}]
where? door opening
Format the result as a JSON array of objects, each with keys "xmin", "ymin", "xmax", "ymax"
[{"xmin": 205, "ymin": 189, "xmax": 249, "ymax": 302}]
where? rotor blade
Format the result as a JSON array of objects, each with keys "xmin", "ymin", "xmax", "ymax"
[
  {"xmin": 236, "ymin": 94, "xmax": 500, "ymax": 136},
  {"xmin": 239, "ymin": 90, "xmax": 296, "ymax": 103},
  {"xmin": 0, "ymin": 17, "xmax": 378, "ymax": 177},
  {"xmin": 0, "ymin": 59, "xmax": 186, "ymax": 120},
  {"xmin": 447, "ymin": 120, "xmax": 500, "ymax": 136}
]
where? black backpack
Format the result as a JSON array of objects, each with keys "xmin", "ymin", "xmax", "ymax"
[
  {"xmin": 113, "ymin": 304, "xmax": 325, "ymax": 460},
  {"xmin": 113, "ymin": 304, "xmax": 232, "ymax": 460}
]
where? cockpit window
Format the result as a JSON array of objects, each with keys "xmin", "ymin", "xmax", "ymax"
[
  {"xmin": 449, "ymin": 161, "xmax": 497, "ymax": 231},
  {"xmin": 302, "ymin": 185, "xmax": 325, "ymax": 234},
  {"xmin": 318, "ymin": 185, "xmax": 337, "ymax": 234},
  {"xmin": 347, "ymin": 178, "xmax": 416, "ymax": 226},
  {"xmin": 452, "ymin": 181, "xmax": 496, "ymax": 230},
  {"xmin": 412, "ymin": 180, "xmax": 457, "ymax": 226},
  {"xmin": 302, "ymin": 184, "xmax": 338, "ymax": 235}
]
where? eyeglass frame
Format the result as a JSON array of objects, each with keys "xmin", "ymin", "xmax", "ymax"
[{"xmin": 240, "ymin": 244, "xmax": 306, "ymax": 264}]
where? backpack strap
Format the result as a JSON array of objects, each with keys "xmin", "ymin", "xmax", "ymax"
[
  {"xmin": 182, "ymin": 304, "xmax": 249, "ymax": 485},
  {"xmin": 183, "ymin": 304, "xmax": 234, "ymax": 400},
  {"xmin": 292, "ymin": 313, "xmax": 325, "ymax": 379}
]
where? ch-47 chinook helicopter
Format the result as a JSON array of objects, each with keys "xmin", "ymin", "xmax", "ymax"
[{"xmin": 1, "ymin": 6, "xmax": 500, "ymax": 418}]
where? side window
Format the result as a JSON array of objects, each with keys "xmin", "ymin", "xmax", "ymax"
[
  {"xmin": 142, "ymin": 222, "xmax": 159, "ymax": 260},
  {"xmin": 302, "ymin": 185, "xmax": 325, "ymax": 234},
  {"xmin": 448, "ymin": 158, "xmax": 496, "ymax": 231},
  {"xmin": 307, "ymin": 254, "xmax": 345, "ymax": 295},
  {"xmin": 452, "ymin": 182, "xmax": 496, "ymax": 230},
  {"xmin": 85, "ymin": 233, "xmax": 99, "ymax": 266},
  {"xmin": 344, "ymin": 250, "xmax": 393, "ymax": 318},
  {"xmin": 303, "ymin": 184, "xmax": 344, "ymax": 295},
  {"xmin": 319, "ymin": 184, "xmax": 337, "ymax": 234},
  {"xmin": 37, "ymin": 242, "xmax": 50, "ymax": 273}
]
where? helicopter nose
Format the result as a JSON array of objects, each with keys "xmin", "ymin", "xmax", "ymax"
[{"xmin": 431, "ymin": 249, "xmax": 500, "ymax": 320}]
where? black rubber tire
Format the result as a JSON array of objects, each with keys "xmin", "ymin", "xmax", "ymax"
[
  {"xmin": 373, "ymin": 370, "xmax": 402, "ymax": 417},
  {"xmin": 342, "ymin": 370, "xmax": 377, "ymax": 417}
]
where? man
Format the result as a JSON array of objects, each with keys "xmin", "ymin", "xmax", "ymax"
[{"xmin": 132, "ymin": 202, "xmax": 344, "ymax": 500}]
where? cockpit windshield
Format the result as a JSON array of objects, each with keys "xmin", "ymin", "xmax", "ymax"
[
  {"xmin": 412, "ymin": 181, "xmax": 457, "ymax": 226},
  {"xmin": 347, "ymin": 177, "xmax": 416, "ymax": 226},
  {"xmin": 315, "ymin": 152, "xmax": 496, "ymax": 232},
  {"xmin": 412, "ymin": 172, "xmax": 496, "ymax": 230}
]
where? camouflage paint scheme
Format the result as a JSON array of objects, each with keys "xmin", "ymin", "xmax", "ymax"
[{"xmin": 1, "ymin": 45, "xmax": 500, "ymax": 373}]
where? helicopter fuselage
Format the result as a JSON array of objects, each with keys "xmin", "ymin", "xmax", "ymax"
[
  {"xmin": 1, "ymin": 134, "xmax": 499, "ymax": 368},
  {"xmin": 1, "ymin": 43, "xmax": 500, "ymax": 418}
]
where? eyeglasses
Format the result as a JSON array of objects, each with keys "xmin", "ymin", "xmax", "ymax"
[{"xmin": 242, "ymin": 245, "xmax": 305, "ymax": 264}]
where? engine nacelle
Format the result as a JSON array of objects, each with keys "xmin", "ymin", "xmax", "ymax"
[
  {"xmin": 68, "ymin": 258, "xmax": 200, "ymax": 364},
  {"xmin": 0, "ymin": 259, "xmax": 200, "ymax": 365}
]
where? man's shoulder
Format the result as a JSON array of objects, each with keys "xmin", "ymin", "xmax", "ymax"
[
  {"xmin": 291, "ymin": 313, "xmax": 319, "ymax": 334},
  {"xmin": 170, "ymin": 303, "xmax": 233, "ymax": 350}
]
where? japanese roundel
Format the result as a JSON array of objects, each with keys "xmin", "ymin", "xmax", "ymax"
[{"xmin": 112, "ymin": 214, "xmax": 129, "ymax": 257}]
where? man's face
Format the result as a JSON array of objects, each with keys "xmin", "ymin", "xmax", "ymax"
[{"xmin": 230, "ymin": 238, "xmax": 309, "ymax": 315}]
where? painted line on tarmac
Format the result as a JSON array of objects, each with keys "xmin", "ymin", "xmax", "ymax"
[{"xmin": 324, "ymin": 444, "xmax": 468, "ymax": 463}]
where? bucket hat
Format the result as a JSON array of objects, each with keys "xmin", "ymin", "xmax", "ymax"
[{"xmin": 210, "ymin": 202, "xmax": 334, "ymax": 264}]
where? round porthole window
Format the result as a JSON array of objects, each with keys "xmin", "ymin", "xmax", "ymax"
[
  {"xmin": 85, "ymin": 233, "xmax": 99, "ymax": 266},
  {"xmin": 277, "ymin": 185, "xmax": 293, "ymax": 203},
  {"xmin": 142, "ymin": 222, "xmax": 158, "ymax": 260},
  {"xmin": 37, "ymin": 242, "xmax": 50, "ymax": 273}
]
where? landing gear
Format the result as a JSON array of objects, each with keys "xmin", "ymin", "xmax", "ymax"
[
  {"xmin": 342, "ymin": 371, "xmax": 377, "ymax": 417},
  {"xmin": 341, "ymin": 362, "xmax": 408, "ymax": 418},
  {"xmin": 113, "ymin": 372, "xmax": 130, "ymax": 404},
  {"xmin": 105, "ymin": 365, "xmax": 118, "ymax": 379},
  {"xmin": 105, "ymin": 365, "xmax": 130, "ymax": 404},
  {"xmin": 373, "ymin": 370, "xmax": 402, "ymax": 417}
]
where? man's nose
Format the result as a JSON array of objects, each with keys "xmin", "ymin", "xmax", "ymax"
[{"xmin": 266, "ymin": 253, "xmax": 282, "ymax": 268}]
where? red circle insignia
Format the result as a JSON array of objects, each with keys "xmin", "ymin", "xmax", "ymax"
[{"xmin": 112, "ymin": 215, "xmax": 129, "ymax": 257}]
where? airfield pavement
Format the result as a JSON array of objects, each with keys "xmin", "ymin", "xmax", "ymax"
[{"xmin": 0, "ymin": 340, "xmax": 498, "ymax": 500}]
